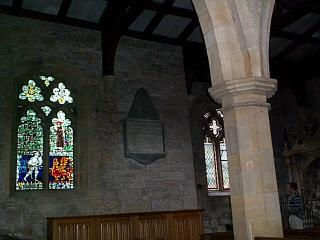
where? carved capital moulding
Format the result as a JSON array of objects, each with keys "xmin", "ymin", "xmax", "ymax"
[
  {"xmin": 208, "ymin": 77, "xmax": 278, "ymax": 103},
  {"xmin": 124, "ymin": 88, "xmax": 166, "ymax": 165}
]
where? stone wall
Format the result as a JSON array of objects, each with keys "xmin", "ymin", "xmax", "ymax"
[{"xmin": 0, "ymin": 14, "xmax": 197, "ymax": 239}]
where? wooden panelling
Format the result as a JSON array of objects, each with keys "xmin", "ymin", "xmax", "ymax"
[
  {"xmin": 48, "ymin": 210, "xmax": 203, "ymax": 240},
  {"xmin": 98, "ymin": 217, "xmax": 131, "ymax": 240}
]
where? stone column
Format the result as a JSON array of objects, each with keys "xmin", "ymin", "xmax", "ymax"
[{"xmin": 209, "ymin": 77, "xmax": 283, "ymax": 239}]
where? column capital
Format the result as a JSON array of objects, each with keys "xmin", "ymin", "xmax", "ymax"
[{"xmin": 208, "ymin": 77, "xmax": 277, "ymax": 103}]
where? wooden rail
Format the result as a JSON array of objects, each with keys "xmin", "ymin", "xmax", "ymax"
[{"xmin": 47, "ymin": 209, "xmax": 203, "ymax": 240}]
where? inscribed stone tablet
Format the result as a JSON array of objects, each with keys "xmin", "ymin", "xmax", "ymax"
[{"xmin": 125, "ymin": 119, "xmax": 164, "ymax": 154}]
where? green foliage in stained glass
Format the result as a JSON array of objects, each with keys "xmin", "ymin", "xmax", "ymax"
[
  {"xmin": 40, "ymin": 75, "xmax": 55, "ymax": 87},
  {"xmin": 16, "ymin": 110, "xmax": 44, "ymax": 190},
  {"xmin": 19, "ymin": 80, "xmax": 44, "ymax": 102},
  {"xmin": 49, "ymin": 111, "xmax": 74, "ymax": 189},
  {"xmin": 50, "ymin": 83, "xmax": 73, "ymax": 105}
]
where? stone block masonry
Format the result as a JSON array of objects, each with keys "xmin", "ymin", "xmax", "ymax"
[{"xmin": 0, "ymin": 14, "xmax": 197, "ymax": 239}]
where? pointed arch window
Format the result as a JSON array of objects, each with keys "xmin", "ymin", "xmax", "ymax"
[
  {"xmin": 202, "ymin": 109, "xmax": 230, "ymax": 192},
  {"xmin": 15, "ymin": 75, "xmax": 75, "ymax": 191}
]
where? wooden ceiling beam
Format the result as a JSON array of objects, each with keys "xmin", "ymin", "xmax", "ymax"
[
  {"xmin": 12, "ymin": 0, "xmax": 22, "ymax": 9},
  {"xmin": 144, "ymin": 0, "xmax": 175, "ymax": 35},
  {"xmin": 272, "ymin": 20, "xmax": 320, "ymax": 61},
  {"xmin": 126, "ymin": 29, "xmax": 203, "ymax": 48},
  {"xmin": 274, "ymin": 31, "xmax": 320, "ymax": 44},
  {"xmin": 101, "ymin": 0, "xmax": 150, "ymax": 75},
  {"xmin": 144, "ymin": 1, "xmax": 195, "ymax": 19},
  {"xmin": 58, "ymin": 0, "xmax": 72, "ymax": 18},
  {"xmin": 271, "ymin": 2, "xmax": 320, "ymax": 38},
  {"xmin": 178, "ymin": 19, "xmax": 198, "ymax": 41},
  {"xmin": 106, "ymin": 0, "xmax": 195, "ymax": 19},
  {"xmin": 0, "ymin": 5, "xmax": 100, "ymax": 30}
]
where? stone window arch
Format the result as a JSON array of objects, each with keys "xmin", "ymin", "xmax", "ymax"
[
  {"xmin": 201, "ymin": 109, "xmax": 230, "ymax": 192},
  {"xmin": 15, "ymin": 74, "xmax": 76, "ymax": 190}
]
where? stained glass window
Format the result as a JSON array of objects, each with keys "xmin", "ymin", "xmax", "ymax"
[
  {"xmin": 202, "ymin": 110, "xmax": 229, "ymax": 192},
  {"xmin": 49, "ymin": 111, "xmax": 74, "ymax": 189},
  {"xmin": 15, "ymin": 75, "xmax": 75, "ymax": 191}
]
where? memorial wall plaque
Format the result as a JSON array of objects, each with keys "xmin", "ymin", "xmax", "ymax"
[{"xmin": 124, "ymin": 88, "xmax": 166, "ymax": 164}]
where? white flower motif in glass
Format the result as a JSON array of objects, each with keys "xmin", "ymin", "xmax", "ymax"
[
  {"xmin": 53, "ymin": 111, "xmax": 71, "ymax": 128},
  {"xmin": 40, "ymin": 75, "xmax": 55, "ymax": 87},
  {"xmin": 50, "ymin": 83, "xmax": 73, "ymax": 104},
  {"xmin": 19, "ymin": 80, "xmax": 44, "ymax": 102},
  {"xmin": 41, "ymin": 106, "xmax": 52, "ymax": 116},
  {"xmin": 209, "ymin": 119, "xmax": 222, "ymax": 138}
]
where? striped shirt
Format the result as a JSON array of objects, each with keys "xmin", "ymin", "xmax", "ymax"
[{"xmin": 288, "ymin": 192, "xmax": 304, "ymax": 220}]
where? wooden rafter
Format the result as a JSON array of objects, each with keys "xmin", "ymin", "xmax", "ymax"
[
  {"xmin": 144, "ymin": 0, "xmax": 175, "ymax": 35},
  {"xmin": 275, "ymin": 31, "xmax": 320, "ymax": 44},
  {"xmin": 12, "ymin": 0, "xmax": 22, "ymax": 9},
  {"xmin": 271, "ymin": 1, "xmax": 320, "ymax": 37},
  {"xmin": 272, "ymin": 20, "xmax": 320, "ymax": 61},
  {"xmin": 178, "ymin": 19, "xmax": 198, "ymax": 41},
  {"xmin": 58, "ymin": 0, "xmax": 72, "ymax": 18},
  {"xmin": 0, "ymin": 5, "xmax": 100, "ymax": 30}
]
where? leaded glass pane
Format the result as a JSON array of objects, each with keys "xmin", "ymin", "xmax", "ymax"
[
  {"xmin": 19, "ymin": 80, "xmax": 44, "ymax": 102},
  {"xmin": 204, "ymin": 143, "xmax": 218, "ymax": 190},
  {"xmin": 220, "ymin": 138, "xmax": 230, "ymax": 189},
  {"xmin": 49, "ymin": 111, "xmax": 74, "ymax": 189},
  {"xmin": 50, "ymin": 83, "xmax": 73, "ymax": 104},
  {"xmin": 219, "ymin": 139, "xmax": 228, "ymax": 161},
  {"xmin": 221, "ymin": 161, "xmax": 230, "ymax": 189},
  {"xmin": 16, "ymin": 110, "xmax": 44, "ymax": 190}
]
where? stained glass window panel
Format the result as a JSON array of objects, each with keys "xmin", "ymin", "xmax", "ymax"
[
  {"xmin": 19, "ymin": 80, "xmax": 44, "ymax": 102},
  {"xmin": 219, "ymin": 139, "xmax": 228, "ymax": 161},
  {"xmin": 50, "ymin": 83, "xmax": 73, "ymax": 104},
  {"xmin": 49, "ymin": 111, "xmax": 74, "ymax": 189},
  {"xmin": 204, "ymin": 143, "xmax": 218, "ymax": 190},
  {"xmin": 16, "ymin": 110, "xmax": 44, "ymax": 190},
  {"xmin": 221, "ymin": 161, "xmax": 230, "ymax": 189}
]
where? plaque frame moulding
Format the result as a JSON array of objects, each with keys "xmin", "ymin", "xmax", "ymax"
[{"xmin": 124, "ymin": 88, "xmax": 166, "ymax": 165}]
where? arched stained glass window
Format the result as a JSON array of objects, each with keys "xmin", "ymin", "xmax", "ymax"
[
  {"xmin": 15, "ymin": 75, "xmax": 75, "ymax": 191},
  {"xmin": 202, "ymin": 110, "xmax": 230, "ymax": 192}
]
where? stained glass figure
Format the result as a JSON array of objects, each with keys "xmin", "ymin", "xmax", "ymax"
[
  {"xmin": 16, "ymin": 110, "xmax": 44, "ymax": 190},
  {"xmin": 50, "ymin": 83, "xmax": 73, "ymax": 104},
  {"xmin": 40, "ymin": 75, "xmax": 55, "ymax": 87},
  {"xmin": 49, "ymin": 111, "xmax": 74, "ymax": 189},
  {"xmin": 19, "ymin": 80, "xmax": 44, "ymax": 102},
  {"xmin": 41, "ymin": 106, "xmax": 52, "ymax": 116}
]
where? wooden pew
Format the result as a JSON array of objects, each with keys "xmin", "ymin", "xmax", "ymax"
[{"xmin": 47, "ymin": 209, "xmax": 203, "ymax": 240}]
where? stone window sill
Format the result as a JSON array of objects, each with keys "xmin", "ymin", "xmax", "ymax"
[{"xmin": 208, "ymin": 191, "xmax": 230, "ymax": 197}]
